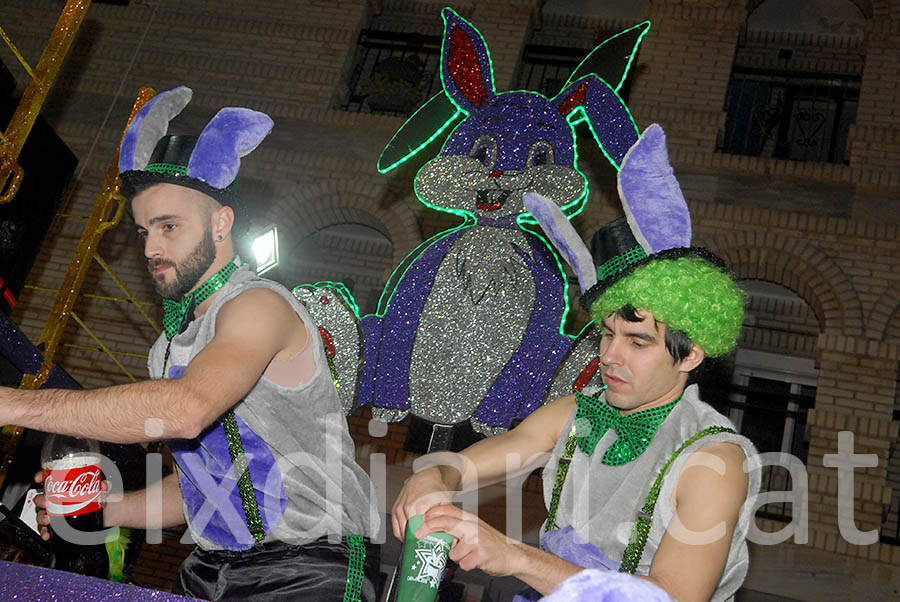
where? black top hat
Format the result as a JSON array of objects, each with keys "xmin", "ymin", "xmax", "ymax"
[
  {"xmin": 120, "ymin": 134, "xmax": 250, "ymax": 237},
  {"xmin": 579, "ymin": 216, "xmax": 725, "ymax": 311}
]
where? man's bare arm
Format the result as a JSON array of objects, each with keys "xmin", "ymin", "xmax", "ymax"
[
  {"xmin": 103, "ymin": 472, "xmax": 186, "ymax": 530},
  {"xmin": 391, "ymin": 394, "xmax": 575, "ymax": 538},
  {"xmin": 640, "ymin": 441, "xmax": 749, "ymax": 602},
  {"xmin": 0, "ymin": 288, "xmax": 303, "ymax": 443}
]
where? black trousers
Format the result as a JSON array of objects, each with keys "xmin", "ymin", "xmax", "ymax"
[{"xmin": 174, "ymin": 538, "xmax": 380, "ymax": 601}]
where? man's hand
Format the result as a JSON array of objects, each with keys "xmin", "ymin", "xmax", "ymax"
[
  {"xmin": 31, "ymin": 470, "xmax": 111, "ymax": 541},
  {"xmin": 418, "ymin": 504, "xmax": 522, "ymax": 576},
  {"xmin": 391, "ymin": 466, "xmax": 454, "ymax": 539}
]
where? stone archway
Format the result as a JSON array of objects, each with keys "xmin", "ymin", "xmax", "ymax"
[
  {"xmin": 704, "ymin": 232, "xmax": 864, "ymax": 335},
  {"xmin": 867, "ymin": 286, "xmax": 900, "ymax": 341}
]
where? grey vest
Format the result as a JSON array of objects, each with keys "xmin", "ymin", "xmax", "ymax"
[
  {"xmin": 542, "ymin": 384, "xmax": 761, "ymax": 601},
  {"xmin": 148, "ymin": 265, "xmax": 378, "ymax": 550}
]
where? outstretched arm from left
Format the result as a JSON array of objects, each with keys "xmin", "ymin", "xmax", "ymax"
[{"xmin": 0, "ymin": 288, "xmax": 305, "ymax": 443}]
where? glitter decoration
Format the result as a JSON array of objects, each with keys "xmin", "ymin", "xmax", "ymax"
[
  {"xmin": 221, "ymin": 410, "xmax": 266, "ymax": 542},
  {"xmin": 575, "ymin": 390, "xmax": 683, "ymax": 466},
  {"xmin": 296, "ymin": 8, "xmax": 647, "ymax": 437},
  {"xmin": 618, "ymin": 425, "xmax": 735, "ymax": 574},
  {"xmin": 343, "ymin": 535, "xmax": 367, "ymax": 602},
  {"xmin": 544, "ymin": 323, "xmax": 606, "ymax": 404},
  {"xmin": 162, "ymin": 256, "xmax": 241, "ymax": 340},
  {"xmin": 292, "ymin": 282, "xmax": 363, "ymax": 414},
  {"xmin": 0, "ymin": 560, "xmax": 199, "ymax": 600},
  {"xmin": 544, "ymin": 426, "xmax": 577, "ymax": 535},
  {"xmin": 0, "ymin": 0, "xmax": 89, "ymax": 205}
]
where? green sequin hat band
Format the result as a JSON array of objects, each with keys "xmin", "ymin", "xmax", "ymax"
[
  {"xmin": 162, "ymin": 256, "xmax": 242, "ymax": 340},
  {"xmin": 576, "ymin": 217, "xmax": 742, "ymax": 357},
  {"xmin": 120, "ymin": 135, "xmax": 249, "ymax": 237},
  {"xmin": 580, "ymin": 217, "xmax": 727, "ymax": 311}
]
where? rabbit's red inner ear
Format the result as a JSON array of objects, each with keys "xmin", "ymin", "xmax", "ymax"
[
  {"xmin": 557, "ymin": 81, "xmax": 588, "ymax": 116},
  {"xmin": 447, "ymin": 26, "xmax": 487, "ymax": 108}
]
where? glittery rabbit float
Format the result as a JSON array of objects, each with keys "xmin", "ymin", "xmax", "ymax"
[{"xmin": 297, "ymin": 8, "xmax": 648, "ymax": 434}]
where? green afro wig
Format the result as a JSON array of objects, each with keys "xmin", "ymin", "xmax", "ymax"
[{"xmin": 590, "ymin": 256, "xmax": 745, "ymax": 357}]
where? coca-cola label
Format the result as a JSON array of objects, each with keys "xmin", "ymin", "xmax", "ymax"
[{"xmin": 42, "ymin": 457, "xmax": 103, "ymax": 517}]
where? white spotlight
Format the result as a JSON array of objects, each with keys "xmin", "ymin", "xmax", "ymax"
[{"xmin": 252, "ymin": 226, "xmax": 279, "ymax": 275}]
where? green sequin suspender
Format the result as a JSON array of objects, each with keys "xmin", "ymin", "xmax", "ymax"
[
  {"xmin": 221, "ymin": 411, "xmax": 266, "ymax": 542},
  {"xmin": 545, "ymin": 425, "xmax": 735, "ymax": 574},
  {"xmin": 618, "ymin": 425, "xmax": 735, "ymax": 573},
  {"xmin": 544, "ymin": 426, "xmax": 577, "ymax": 534},
  {"xmin": 159, "ymin": 257, "xmax": 267, "ymax": 543},
  {"xmin": 343, "ymin": 534, "xmax": 367, "ymax": 602}
]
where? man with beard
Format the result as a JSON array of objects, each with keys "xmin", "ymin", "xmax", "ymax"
[{"xmin": 5, "ymin": 87, "xmax": 380, "ymax": 601}]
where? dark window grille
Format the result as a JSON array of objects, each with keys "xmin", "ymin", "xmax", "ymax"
[
  {"xmin": 720, "ymin": 66, "xmax": 860, "ymax": 164},
  {"xmin": 516, "ymin": 44, "xmax": 586, "ymax": 98},
  {"xmin": 342, "ymin": 29, "xmax": 441, "ymax": 117},
  {"xmin": 707, "ymin": 377, "xmax": 815, "ymax": 523},
  {"xmin": 515, "ymin": 41, "xmax": 634, "ymax": 101}
]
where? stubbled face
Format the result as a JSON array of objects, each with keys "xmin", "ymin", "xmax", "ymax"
[
  {"xmin": 132, "ymin": 183, "xmax": 217, "ymax": 300},
  {"xmin": 414, "ymin": 92, "xmax": 586, "ymax": 219},
  {"xmin": 598, "ymin": 309, "xmax": 692, "ymax": 414}
]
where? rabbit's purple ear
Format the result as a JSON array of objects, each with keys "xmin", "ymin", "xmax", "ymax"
[
  {"xmin": 552, "ymin": 75, "xmax": 639, "ymax": 170},
  {"xmin": 187, "ymin": 107, "xmax": 274, "ymax": 189},
  {"xmin": 119, "ymin": 86, "xmax": 192, "ymax": 173},
  {"xmin": 618, "ymin": 124, "xmax": 691, "ymax": 254},
  {"xmin": 523, "ymin": 192, "xmax": 597, "ymax": 294},
  {"xmin": 440, "ymin": 7, "xmax": 495, "ymax": 113}
]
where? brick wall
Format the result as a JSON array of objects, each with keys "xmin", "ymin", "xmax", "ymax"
[{"xmin": 1, "ymin": 0, "xmax": 898, "ymax": 576}]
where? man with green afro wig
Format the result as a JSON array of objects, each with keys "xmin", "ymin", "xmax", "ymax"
[{"xmin": 392, "ymin": 125, "xmax": 760, "ymax": 602}]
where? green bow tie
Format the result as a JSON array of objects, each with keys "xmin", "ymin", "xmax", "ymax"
[
  {"xmin": 574, "ymin": 389, "xmax": 682, "ymax": 466},
  {"xmin": 161, "ymin": 257, "xmax": 241, "ymax": 340}
]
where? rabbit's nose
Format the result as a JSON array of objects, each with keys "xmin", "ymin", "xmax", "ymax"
[{"xmin": 489, "ymin": 169, "xmax": 503, "ymax": 178}]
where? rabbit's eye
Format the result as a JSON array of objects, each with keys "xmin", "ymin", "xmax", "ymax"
[
  {"xmin": 527, "ymin": 142, "xmax": 554, "ymax": 167},
  {"xmin": 470, "ymin": 136, "xmax": 497, "ymax": 168}
]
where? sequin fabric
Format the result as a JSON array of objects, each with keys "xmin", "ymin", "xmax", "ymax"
[
  {"xmin": 0, "ymin": 560, "xmax": 198, "ymax": 600},
  {"xmin": 221, "ymin": 410, "xmax": 266, "ymax": 542},
  {"xmin": 618, "ymin": 425, "xmax": 735, "ymax": 574},
  {"xmin": 343, "ymin": 535, "xmax": 367, "ymax": 602},
  {"xmin": 292, "ymin": 285, "xmax": 363, "ymax": 414},
  {"xmin": 162, "ymin": 257, "xmax": 241, "ymax": 340},
  {"xmin": 596, "ymin": 245, "xmax": 648, "ymax": 282},
  {"xmin": 574, "ymin": 390, "xmax": 682, "ymax": 466}
]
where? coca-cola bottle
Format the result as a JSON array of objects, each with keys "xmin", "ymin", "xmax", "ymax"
[{"xmin": 40, "ymin": 434, "xmax": 109, "ymax": 579}]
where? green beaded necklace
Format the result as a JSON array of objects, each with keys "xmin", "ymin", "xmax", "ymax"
[{"xmin": 161, "ymin": 256, "xmax": 242, "ymax": 341}]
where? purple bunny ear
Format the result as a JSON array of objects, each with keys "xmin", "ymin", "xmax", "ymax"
[
  {"xmin": 118, "ymin": 86, "xmax": 192, "ymax": 173},
  {"xmin": 187, "ymin": 107, "xmax": 274, "ymax": 189},
  {"xmin": 618, "ymin": 124, "xmax": 691, "ymax": 254},
  {"xmin": 523, "ymin": 192, "xmax": 597, "ymax": 294},
  {"xmin": 551, "ymin": 75, "xmax": 639, "ymax": 170},
  {"xmin": 440, "ymin": 7, "xmax": 495, "ymax": 113}
]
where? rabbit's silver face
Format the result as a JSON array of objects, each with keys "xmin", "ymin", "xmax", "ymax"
[{"xmin": 414, "ymin": 153, "xmax": 586, "ymax": 219}]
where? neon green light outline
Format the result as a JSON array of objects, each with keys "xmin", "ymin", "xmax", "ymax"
[
  {"xmin": 366, "ymin": 8, "xmax": 638, "ymax": 332},
  {"xmin": 516, "ymin": 214, "xmax": 577, "ymax": 338},
  {"xmin": 291, "ymin": 280, "xmax": 362, "ymax": 319},
  {"xmin": 373, "ymin": 216, "xmax": 474, "ymax": 317},
  {"xmin": 377, "ymin": 94, "xmax": 463, "ymax": 174},
  {"xmin": 563, "ymin": 20, "xmax": 651, "ymax": 93}
]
